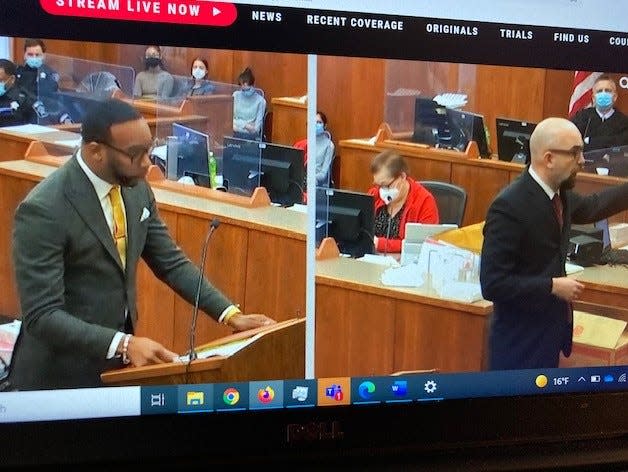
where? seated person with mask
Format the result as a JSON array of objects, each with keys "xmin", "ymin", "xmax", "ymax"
[
  {"xmin": 187, "ymin": 57, "xmax": 214, "ymax": 96},
  {"xmin": 133, "ymin": 45, "xmax": 174, "ymax": 99},
  {"xmin": 0, "ymin": 59, "xmax": 36, "ymax": 126},
  {"xmin": 571, "ymin": 74, "xmax": 628, "ymax": 151},
  {"xmin": 232, "ymin": 67, "xmax": 266, "ymax": 140},
  {"xmin": 294, "ymin": 111, "xmax": 335, "ymax": 187},
  {"xmin": 367, "ymin": 150, "xmax": 439, "ymax": 254}
]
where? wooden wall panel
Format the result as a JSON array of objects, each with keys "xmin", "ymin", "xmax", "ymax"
[
  {"xmin": 0, "ymin": 175, "xmax": 38, "ymax": 317},
  {"xmin": 135, "ymin": 209, "xmax": 178, "ymax": 348},
  {"xmin": 244, "ymin": 231, "xmax": 305, "ymax": 321},
  {"xmin": 317, "ymin": 56, "xmax": 386, "ymax": 145},
  {"xmin": 170, "ymin": 213, "xmax": 248, "ymax": 354},
  {"xmin": 315, "ymin": 284, "xmax": 395, "ymax": 377},
  {"xmin": 394, "ymin": 300, "xmax": 487, "ymax": 373}
]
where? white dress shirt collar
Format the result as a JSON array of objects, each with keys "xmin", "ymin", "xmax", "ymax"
[
  {"xmin": 528, "ymin": 166, "xmax": 557, "ymax": 200},
  {"xmin": 76, "ymin": 148, "xmax": 115, "ymax": 202},
  {"xmin": 597, "ymin": 107, "xmax": 615, "ymax": 121}
]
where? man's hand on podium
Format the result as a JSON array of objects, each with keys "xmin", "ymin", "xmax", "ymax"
[
  {"xmin": 118, "ymin": 336, "xmax": 179, "ymax": 366},
  {"xmin": 227, "ymin": 313, "xmax": 277, "ymax": 332}
]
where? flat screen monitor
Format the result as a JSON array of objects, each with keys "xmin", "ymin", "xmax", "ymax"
[
  {"xmin": 496, "ymin": 117, "xmax": 538, "ymax": 164},
  {"xmin": 222, "ymin": 136, "xmax": 304, "ymax": 206},
  {"xmin": 55, "ymin": 90, "xmax": 108, "ymax": 123},
  {"xmin": 412, "ymin": 96, "xmax": 452, "ymax": 148},
  {"xmin": 169, "ymin": 122, "xmax": 211, "ymax": 183},
  {"xmin": 446, "ymin": 108, "xmax": 491, "ymax": 158},
  {"xmin": 582, "ymin": 145, "xmax": 628, "ymax": 177},
  {"xmin": 316, "ymin": 187, "xmax": 375, "ymax": 258}
]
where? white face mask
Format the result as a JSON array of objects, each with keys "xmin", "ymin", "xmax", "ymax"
[
  {"xmin": 192, "ymin": 67, "xmax": 206, "ymax": 80},
  {"xmin": 379, "ymin": 186, "xmax": 399, "ymax": 204}
]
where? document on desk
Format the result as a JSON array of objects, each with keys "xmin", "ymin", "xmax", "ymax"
[
  {"xmin": 381, "ymin": 262, "xmax": 423, "ymax": 287},
  {"xmin": 1, "ymin": 124, "xmax": 57, "ymax": 134},
  {"xmin": 565, "ymin": 262, "xmax": 585, "ymax": 275},
  {"xmin": 359, "ymin": 253, "xmax": 400, "ymax": 267},
  {"xmin": 176, "ymin": 333, "xmax": 263, "ymax": 363}
]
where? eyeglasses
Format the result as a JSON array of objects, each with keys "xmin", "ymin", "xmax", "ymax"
[
  {"xmin": 548, "ymin": 146, "xmax": 584, "ymax": 160},
  {"xmin": 98, "ymin": 139, "xmax": 157, "ymax": 162}
]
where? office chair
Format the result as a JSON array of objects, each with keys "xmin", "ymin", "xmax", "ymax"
[{"xmin": 420, "ymin": 180, "xmax": 467, "ymax": 226}]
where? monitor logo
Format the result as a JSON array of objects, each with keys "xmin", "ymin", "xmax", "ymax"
[
  {"xmin": 619, "ymin": 76, "xmax": 628, "ymax": 89},
  {"xmin": 286, "ymin": 421, "xmax": 345, "ymax": 443},
  {"xmin": 257, "ymin": 386, "xmax": 275, "ymax": 404},
  {"xmin": 186, "ymin": 391, "xmax": 204, "ymax": 406},
  {"xmin": 222, "ymin": 387, "xmax": 240, "ymax": 406},
  {"xmin": 391, "ymin": 380, "xmax": 408, "ymax": 396},
  {"xmin": 292, "ymin": 386, "xmax": 309, "ymax": 402},
  {"xmin": 358, "ymin": 381, "xmax": 376, "ymax": 400},
  {"xmin": 325, "ymin": 384, "xmax": 344, "ymax": 401}
]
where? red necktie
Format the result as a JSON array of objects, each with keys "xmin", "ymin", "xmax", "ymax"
[{"xmin": 552, "ymin": 194, "xmax": 563, "ymax": 230}]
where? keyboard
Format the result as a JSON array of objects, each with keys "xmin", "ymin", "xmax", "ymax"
[{"xmin": 600, "ymin": 248, "xmax": 628, "ymax": 266}]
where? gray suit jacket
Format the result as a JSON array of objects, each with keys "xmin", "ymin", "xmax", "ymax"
[{"xmin": 9, "ymin": 155, "xmax": 233, "ymax": 390}]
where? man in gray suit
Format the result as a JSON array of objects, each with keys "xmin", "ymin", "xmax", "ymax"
[{"xmin": 8, "ymin": 98, "xmax": 275, "ymax": 391}]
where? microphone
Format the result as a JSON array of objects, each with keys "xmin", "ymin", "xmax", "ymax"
[
  {"xmin": 583, "ymin": 116, "xmax": 592, "ymax": 144},
  {"xmin": 187, "ymin": 218, "xmax": 220, "ymax": 363}
]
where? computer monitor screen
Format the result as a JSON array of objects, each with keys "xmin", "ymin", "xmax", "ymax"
[
  {"xmin": 582, "ymin": 145, "xmax": 628, "ymax": 177},
  {"xmin": 222, "ymin": 136, "xmax": 305, "ymax": 206},
  {"xmin": 446, "ymin": 108, "xmax": 491, "ymax": 158},
  {"xmin": 316, "ymin": 187, "xmax": 375, "ymax": 258},
  {"xmin": 412, "ymin": 97, "xmax": 452, "ymax": 148},
  {"xmin": 55, "ymin": 90, "xmax": 108, "ymax": 124},
  {"xmin": 496, "ymin": 117, "xmax": 537, "ymax": 163},
  {"xmin": 169, "ymin": 123, "xmax": 211, "ymax": 183}
]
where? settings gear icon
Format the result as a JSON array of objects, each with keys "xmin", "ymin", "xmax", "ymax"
[{"xmin": 424, "ymin": 380, "xmax": 437, "ymax": 394}]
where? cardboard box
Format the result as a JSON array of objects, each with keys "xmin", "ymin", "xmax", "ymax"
[{"xmin": 560, "ymin": 311, "xmax": 628, "ymax": 367}]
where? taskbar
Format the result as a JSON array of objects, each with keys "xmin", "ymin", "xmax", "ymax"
[{"xmin": 0, "ymin": 366, "xmax": 627, "ymax": 422}]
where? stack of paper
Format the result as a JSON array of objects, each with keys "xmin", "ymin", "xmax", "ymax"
[{"xmin": 433, "ymin": 93, "xmax": 468, "ymax": 109}]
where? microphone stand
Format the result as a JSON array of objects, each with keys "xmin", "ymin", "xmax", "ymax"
[{"xmin": 187, "ymin": 218, "xmax": 220, "ymax": 364}]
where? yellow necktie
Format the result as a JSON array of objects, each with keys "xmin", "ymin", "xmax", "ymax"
[{"xmin": 108, "ymin": 185, "xmax": 127, "ymax": 269}]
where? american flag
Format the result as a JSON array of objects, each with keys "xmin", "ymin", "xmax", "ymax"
[{"xmin": 568, "ymin": 71, "xmax": 603, "ymax": 118}]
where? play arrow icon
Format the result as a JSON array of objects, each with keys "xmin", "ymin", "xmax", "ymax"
[
  {"xmin": 212, "ymin": 6, "xmax": 221, "ymax": 16},
  {"xmin": 578, "ymin": 376, "xmax": 586, "ymax": 382}
]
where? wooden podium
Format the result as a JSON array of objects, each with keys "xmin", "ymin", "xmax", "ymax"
[{"xmin": 101, "ymin": 318, "xmax": 305, "ymax": 386}]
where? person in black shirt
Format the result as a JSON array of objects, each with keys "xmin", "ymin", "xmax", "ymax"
[
  {"xmin": 571, "ymin": 74, "xmax": 628, "ymax": 151},
  {"xmin": 15, "ymin": 38, "xmax": 59, "ymax": 99},
  {"xmin": 0, "ymin": 59, "xmax": 36, "ymax": 127}
]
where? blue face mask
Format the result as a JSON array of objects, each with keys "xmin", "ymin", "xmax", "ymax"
[
  {"xmin": 0, "ymin": 82, "xmax": 6, "ymax": 96},
  {"xmin": 595, "ymin": 91, "xmax": 613, "ymax": 109},
  {"xmin": 315, "ymin": 122, "xmax": 325, "ymax": 135},
  {"xmin": 242, "ymin": 86, "xmax": 255, "ymax": 97},
  {"xmin": 26, "ymin": 56, "xmax": 43, "ymax": 69}
]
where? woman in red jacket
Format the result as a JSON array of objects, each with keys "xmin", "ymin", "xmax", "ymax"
[{"xmin": 367, "ymin": 150, "xmax": 439, "ymax": 253}]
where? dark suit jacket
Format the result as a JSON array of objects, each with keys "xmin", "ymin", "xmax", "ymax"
[
  {"xmin": 480, "ymin": 168, "xmax": 628, "ymax": 370},
  {"xmin": 9, "ymin": 156, "xmax": 233, "ymax": 390}
]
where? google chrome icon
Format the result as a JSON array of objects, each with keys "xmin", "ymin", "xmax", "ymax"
[
  {"xmin": 257, "ymin": 386, "xmax": 275, "ymax": 404},
  {"xmin": 223, "ymin": 387, "xmax": 240, "ymax": 406}
]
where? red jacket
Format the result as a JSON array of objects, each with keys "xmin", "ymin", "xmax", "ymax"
[{"xmin": 368, "ymin": 177, "xmax": 439, "ymax": 253}]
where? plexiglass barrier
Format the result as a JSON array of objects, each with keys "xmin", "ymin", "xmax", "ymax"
[{"xmin": 33, "ymin": 54, "xmax": 134, "ymax": 125}]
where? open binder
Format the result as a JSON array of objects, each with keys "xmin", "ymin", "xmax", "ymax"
[{"xmin": 101, "ymin": 317, "xmax": 305, "ymax": 386}]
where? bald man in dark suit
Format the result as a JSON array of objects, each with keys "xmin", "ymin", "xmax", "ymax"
[
  {"xmin": 8, "ymin": 98, "xmax": 275, "ymax": 391},
  {"xmin": 481, "ymin": 117, "xmax": 628, "ymax": 370}
]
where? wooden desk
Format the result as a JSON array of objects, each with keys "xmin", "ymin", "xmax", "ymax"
[
  {"xmin": 271, "ymin": 96, "xmax": 307, "ymax": 146},
  {"xmin": 338, "ymin": 137, "xmax": 628, "ymax": 226},
  {"xmin": 572, "ymin": 264, "xmax": 628, "ymax": 315},
  {"xmin": 0, "ymin": 159, "xmax": 306, "ymax": 355},
  {"xmin": 315, "ymin": 257, "xmax": 492, "ymax": 377},
  {"xmin": 0, "ymin": 127, "xmax": 80, "ymax": 161}
]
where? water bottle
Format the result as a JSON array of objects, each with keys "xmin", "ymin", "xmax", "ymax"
[{"xmin": 208, "ymin": 151, "xmax": 217, "ymax": 189}]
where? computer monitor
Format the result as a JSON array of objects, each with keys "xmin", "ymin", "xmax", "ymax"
[
  {"xmin": 169, "ymin": 123, "xmax": 211, "ymax": 184},
  {"xmin": 496, "ymin": 117, "xmax": 537, "ymax": 164},
  {"xmin": 446, "ymin": 108, "xmax": 491, "ymax": 158},
  {"xmin": 582, "ymin": 145, "xmax": 628, "ymax": 177},
  {"xmin": 316, "ymin": 187, "xmax": 375, "ymax": 258},
  {"xmin": 222, "ymin": 136, "xmax": 305, "ymax": 206},
  {"xmin": 55, "ymin": 90, "xmax": 108, "ymax": 123},
  {"xmin": 412, "ymin": 96, "xmax": 452, "ymax": 148}
]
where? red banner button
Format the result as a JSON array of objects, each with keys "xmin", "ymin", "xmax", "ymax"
[{"xmin": 40, "ymin": 0, "xmax": 237, "ymax": 27}]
